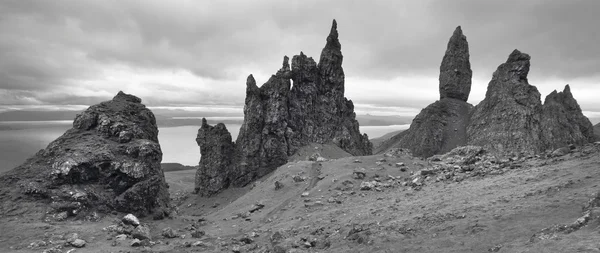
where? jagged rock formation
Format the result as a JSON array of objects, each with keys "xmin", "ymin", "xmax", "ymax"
[
  {"xmin": 594, "ymin": 123, "xmax": 600, "ymax": 141},
  {"xmin": 375, "ymin": 26, "xmax": 473, "ymax": 157},
  {"xmin": 196, "ymin": 119, "xmax": 236, "ymax": 196},
  {"xmin": 0, "ymin": 91, "xmax": 170, "ymax": 218},
  {"xmin": 195, "ymin": 20, "xmax": 372, "ymax": 196},
  {"xmin": 467, "ymin": 50, "xmax": 544, "ymax": 153},
  {"xmin": 468, "ymin": 50, "xmax": 594, "ymax": 154},
  {"xmin": 439, "ymin": 26, "xmax": 472, "ymax": 102},
  {"xmin": 540, "ymin": 85, "xmax": 595, "ymax": 149},
  {"xmin": 379, "ymin": 28, "xmax": 595, "ymax": 157}
]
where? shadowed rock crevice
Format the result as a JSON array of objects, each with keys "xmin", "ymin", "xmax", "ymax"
[
  {"xmin": 0, "ymin": 91, "xmax": 170, "ymax": 218},
  {"xmin": 195, "ymin": 20, "xmax": 372, "ymax": 196}
]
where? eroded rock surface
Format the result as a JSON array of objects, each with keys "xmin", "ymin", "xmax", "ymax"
[
  {"xmin": 380, "ymin": 29, "xmax": 595, "ymax": 158},
  {"xmin": 0, "ymin": 91, "xmax": 170, "ymax": 218},
  {"xmin": 540, "ymin": 85, "xmax": 595, "ymax": 150},
  {"xmin": 467, "ymin": 50, "xmax": 543, "ymax": 154},
  {"xmin": 376, "ymin": 26, "xmax": 473, "ymax": 157},
  {"xmin": 467, "ymin": 50, "xmax": 594, "ymax": 154},
  {"xmin": 195, "ymin": 20, "xmax": 371, "ymax": 196},
  {"xmin": 195, "ymin": 119, "xmax": 236, "ymax": 195},
  {"xmin": 439, "ymin": 26, "xmax": 472, "ymax": 102}
]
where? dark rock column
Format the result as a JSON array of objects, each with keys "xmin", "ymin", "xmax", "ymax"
[
  {"xmin": 439, "ymin": 26, "xmax": 472, "ymax": 102},
  {"xmin": 195, "ymin": 119, "xmax": 236, "ymax": 196}
]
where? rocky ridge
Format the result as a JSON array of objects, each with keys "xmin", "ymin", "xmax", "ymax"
[
  {"xmin": 468, "ymin": 50, "xmax": 595, "ymax": 154},
  {"xmin": 195, "ymin": 20, "xmax": 372, "ymax": 196},
  {"xmin": 379, "ymin": 27, "xmax": 595, "ymax": 157},
  {"xmin": 0, "ymin": 91, "xmax": 171, "ymax": 219}
]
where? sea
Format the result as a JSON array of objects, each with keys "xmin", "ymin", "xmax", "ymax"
[{"xmin": 0, "ymin": 121, "xmax": 408, "ymax": 173}]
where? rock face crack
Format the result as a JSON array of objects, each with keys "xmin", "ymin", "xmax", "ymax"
[{"xmin": 195, "ymin": 20, "xmax": 372, "ymax": 196}]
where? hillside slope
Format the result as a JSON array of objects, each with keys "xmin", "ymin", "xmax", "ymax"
[{"xmin": 3, "ymin": 143, "xmax": 600, "ymax": 252}]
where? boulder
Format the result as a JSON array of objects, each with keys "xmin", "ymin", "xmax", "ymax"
[{"xmin": 0, "ymin": 91, "xmax": 170, "ymax": 217}]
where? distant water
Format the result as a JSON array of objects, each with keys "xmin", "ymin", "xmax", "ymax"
[{"xmin": 0, "ymin": 121, "xmax": 408, "ymax": 172}]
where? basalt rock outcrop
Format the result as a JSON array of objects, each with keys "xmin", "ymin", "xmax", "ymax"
[
  {"xmin": 439, "ymin": 26, "xmax": 472, "ymax": 102},
  {"xmin": 0, "ymin": 91, "xmax": 170, "ymax": 218},
  {"xmin": 195, "ymin": 119, "xmax": 236, "ymax": 196},
  {"xmin": 379, "ymin": 28, "xmax": 595, "ymax": 157},
  {"xmin": 467, "ymin": 50, "xmax": 544, "ymax": 153},
  {"xmin": 195, "ymin": 20, "xmax": 372, "ymax": 196},
  {"xmin": 540, "ymin": 85, "xmax": 595, "ymax": 150},
  {"xmin": 375, "ymin": 26, "xmax": 473, "ymax": 157},
  {"xmin": 467, "ymin": 50, "xmax": 594, "ymax": 154}
]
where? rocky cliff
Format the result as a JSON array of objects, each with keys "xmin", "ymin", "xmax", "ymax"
[
  {"xmin": 375, "ymin": 26, "xmax": 473, "ymax": 157},
  {"xmin": 379, "ymin": 28, "xmax": 595, "ymax": 157},
  {"xmin": 467, "ymin": 50, "xmax": 544, "ymax": 154},
  {"xmin": 540, "ymin": 85, "xmax": 595, "ymax": 149},
  {"xmin": 0, "ymin": 91, "xmax": 170, "ymax": 219},
  {"xmin": 195, "ymin": 20, "xmax": 372, "ymax": 196},
  {"xmin": 467, "ymin": 50, "xmax": 594, "ymax": 154}
]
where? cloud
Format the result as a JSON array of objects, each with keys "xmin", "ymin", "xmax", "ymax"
[{"xmin": 0, "ymin": 0, "xmax": 599, "ymax": 115}]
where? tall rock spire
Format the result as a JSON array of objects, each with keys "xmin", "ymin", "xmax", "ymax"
[
  {"xmin": 439, "ymin": 26, "xmax": 472, "ymax": 102},
  {"xmin": 318, "ymin": 19, "xmax": 344, "ymax": 95}
]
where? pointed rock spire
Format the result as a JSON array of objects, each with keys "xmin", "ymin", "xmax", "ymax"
[
  {"xmin": 245, "ymin": 74, "xmax": 259, "ymax": 96},
  {"xmin": 318, "ymin": 19, "xmax": 343, "ymax": 78},
  {"xmin": 325, "ymin": 19, "xmax": 341, "ymax": 50},
  {"xmin": 439, "ymin": 26, "xmax": 472, "ymax": 102}
]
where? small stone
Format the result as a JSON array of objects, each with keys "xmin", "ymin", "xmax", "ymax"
[
  {"xmin": 316, "ymin": 157, "xmax": 327, "ymax": 162},
  {"xmin": 54, "ymin": 211, "xmax": 68, "ymax": 221},
  {"xmin": 191, "ymin": 230, "xmax": 206, "ymax": 238},
  {"xmin": 292, "ymin": 175, "xmax": 306, "ymax": 182},
  {"xmin": 301, "ymin": 192, "xmax": 310, "ymax": 197},
  {"xmin": 360, "ymin": 181, "xmax": 377, "ymax": 191},
  {"xmin": 115, "ymin": 234, "xmax": 127, "ymax": 241},
  {"xmin": 132, "ymin": 225, "xmax": 151, "ymax": 240},
  {"xmin": 70, "ymin": 239, "xmax": 86, "ymax": 248},
  {"xmin": 274, "ymin": 181, "xmax": 284, "ymax": 190},
  {"xmin": 395, "ymin": 162, "xmax": 405, "ymax": 167},
  {"xmin": 161, "ymin": 227, "xmax": 179, "ymax": 238},
  {"xmin": 353, "ymin": 170, "xmax": 366, "ymax": 179},
  {"xmin": 122, "ymin": 213, "xmax": 140, "ymax": 226},
  {"xmin": 130, "ymin": 239, "xmax": 142, "ymax": 247},
  {"xmin": 240, "ymin": 236, "xmax": 254, "ymax": 244},
  {"xmin": 551, "ymin": 146, "xmax": 570, "ymax": 157},
  {"xmin": 353, "ymin": 160, "xmax": 362, "ymax": 163},
  {"xmin": 192, "ymin": 241, "xmax": 207, "ymax": 247}
]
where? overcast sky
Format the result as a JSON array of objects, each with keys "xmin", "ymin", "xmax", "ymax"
[{"xmin": 1, "ymin": 0, "xmax": 599, "ymax": 119}]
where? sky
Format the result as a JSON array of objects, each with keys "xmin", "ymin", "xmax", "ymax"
[{"xmin": 1, "ymin": 0, "xmax": 599, "ymax": 120}]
